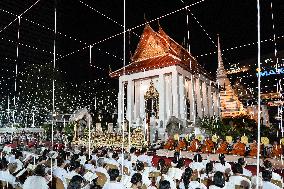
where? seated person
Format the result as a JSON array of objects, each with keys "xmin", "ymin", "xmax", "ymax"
[
  {"xmin": 209, "ymin": 171, "xmax": 226, "ymax": 189},
  {"xmin": 189, "ymin": 154, "xmax": 205, "ymax": 172},
  {"xmin": 178, "ymin": 167, "xmax": 206, "ymax": 189},
  {"xmin": 159, "ymin": 180, "xmax": 171, "ymax": 189},
  {"xmin": 231, "ymin": 138, "xmax": 246, "ymax": 156},
  {"xmin": 187, "ymin": 138, "xmax": 200, "ymax": 152},
  {"xmin": 248, "ymin": 140, "xmax": 258, "ymax": 157},
  {"xmin": 137, "ymin": 148, "xmax": 152, "ymax": 167},
  {"xmin": 261, "ymin": 160, "xmax": 283, "ymax": 187},
  {"xmin": 216, "ymin": 139, "xmax": 228, "ymax": 154},
  {"xmin": 213, "ymin": 154, "xmax": 231, "ymax": 174},
  {"xmin": 238, "ymin": 158, "xmax": 252, "ymax": 177},
  {"xmin": 201, "ymin": 137, "xmax": 214, "ymax": 153},
  {"xmin": 271, "ymin": 141, "xmax": 282, "ymax": 158},
  {"xmin": 200, "ymin": 162, "xmax": 214, "ymax": 180},
  {"xmin": 227, "ymin": 163, "xmax": 251, "ymax": 189},
  {"xmin": 102, "ymin": 169, "xmax": 126, "ymax": 189},
  {"xmin": 262, "ymin": 170, "xmax": 281, "ymax": 189},
  {"xmin": 156, "ymin": 166, "xmax": 176, "ymax": 189}
]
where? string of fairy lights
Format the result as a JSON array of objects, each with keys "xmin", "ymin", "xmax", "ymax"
[{"xmin": 0, "ymin": 0, "xmax": 282, "ymax": 131}]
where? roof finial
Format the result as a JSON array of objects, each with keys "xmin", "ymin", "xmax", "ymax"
[{"xmin": 144, "ymin": 13, "xmax": 148, "ymax": 24}]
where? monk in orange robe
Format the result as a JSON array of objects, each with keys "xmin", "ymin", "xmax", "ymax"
[
  {"xmin": 249, "ymin": 140, "xmax": 258, "ymax": 157},
  {"xmin": 164, "ymin": 137, "xmax": 175, "ymax": 150},
  {"xmin": 188, "ymin": 138, "xmax": 200, "ymax": 152},
  {"xmin": 216, "ymin": 139, "xmax": 228, "ymax": 154},
  {"xmin": 201, "ymin": 137, "xmax": 214, "ymax": 153},
  {"xmin": 271, "ymin": 141, "xmax": 282, "ymax": 158},
  {"xmin": 231, "ymin": 138, "xmax": 246, "ymax": 156},
  {"xmin": 176, "ymin": 138, "xmax": 187, "ymax": 151}
]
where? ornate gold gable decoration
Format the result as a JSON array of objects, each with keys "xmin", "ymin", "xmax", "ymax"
[{"xmin": 144, "ymin": 81, "xmax": 159, "ymax": 100}]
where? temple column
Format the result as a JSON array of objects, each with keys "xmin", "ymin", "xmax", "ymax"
[
  {"xmin": 117, "ymin": 78, "xmax": 124, "ymax": 127},
  {"xmin": 202, "ymin": 81, "xmax": 209, "ymax": 116},
  {"xmin": 134, "ymin": 81, "xmax": 140, "ymax": 122},
  {"xmin": 213, "ymin": 90, "xmax": 219, "ymax": 116},
  {"xmin": 165, "ymin": 76, "xmax": 171, "ymax": 121},
  {"xmin": 139, "ymin": 81, "xmax": 146, "ymax": 119},
  {"xmin": 159, "ymin": 74, "xmax": 166, "ymax": 128},
  {"xmin": 179, "ymin": 75, "xmax": 186, "ymax": 120},
  {"xmin": 195, "ymin": 77, "xmax": 202, "ymax": 118},
  {"xmin": 207, "ymin": 83, "xmax": 213, "ymax": 117},
  {"xmin": 127, "ymin": 79, "xmax": 134, "ymax": 125},
  {"xmin": 189, "ymin": 75, "xmax": 195, "ymax": 122},
  {"xmin": 172, "ymin": 70, "xmax": 180, "ymax": 118}
]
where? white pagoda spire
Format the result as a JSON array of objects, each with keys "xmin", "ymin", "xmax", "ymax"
[{"xmin": 216, "ymin": 34, "xmax": 227, "ymax": 79}]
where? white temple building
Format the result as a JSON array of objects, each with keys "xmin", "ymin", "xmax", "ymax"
[{"xmin": 110, "ymin": 24, "xmax": 220, "ymax": 141}]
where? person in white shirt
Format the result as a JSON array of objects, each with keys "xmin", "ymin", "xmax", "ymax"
[
  {"xmin": 0, "ymin": 163, "xmax": 17, "ymax": 187},
  {"xmin": 103, "ymin": 168, "xmax": 126, "ymax": 189},
  {"xmin": 129, "ymin": 147, "xmax": 138, "ymax": 164},
  {"xmin": 200, "ymin": 162, "xmax": 214, "ymax": 180},
  {"xmin": 209, "ymin": 171, "xmax": 227, "ymax": 189},
  {"xmin": 67, "ymin": 175, "xmax": 86, "ymax": 189},
  {"xmin": 156, "ymin": 166, "xmax": 176, "ymax": 189},
  {"xmin": 129, "ymin": 173, "xmax": 143, "ymax": 189},
  {"xmin": 106, "ymin": 152, "xmax": 120, "ymax": 168},
  {"xmin": 227, "ymin": 163, "xmax": 251, "ymax": 189},
  {"xmin": 213, "ymin": 154, "xmax": 231, "ymax": 174},
  {"xmin": 262, "ymin": 170, "xmax": 281, "ymax": 189},
  {"xmin": 262, "ymin": 160, "xmax": 283, "ymax": 186},
  {"xmin": 66, "ymin": 161, "xmax": 81, "ymax": 180},
  {"xmin": 137, "ymin": 148, "xmax": 152, "ymax": 167},
  {"xmin": 132, "ymin": 161, "xmax": 151, "ymax": 187},
  {"xmin": 94, "ymin": 158, "xmax": 110, "ymax": 181},
  {"xmin": 238, "ymin": 158, "xmax": 252, "ymax": 177},
  {"xmin": 53, "ymin": 158, "xmax": 68, "ymax": 188},
  {"xmin": 189, "ymin": 154, "xmax": 205, "ymax": 172},
  {"xmin": 118, "ymin": 153, "xmax": 132, "ymax": 174},
  {"xmin": 23, "ymin": 164, "xmax": 49, "ymax": 189},
  {"xmin": 179, "ymin": 167, "xmax": 206, "ymax": 189}
]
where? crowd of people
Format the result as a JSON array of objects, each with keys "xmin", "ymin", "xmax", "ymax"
[
  {"xmin": 164, "ymin": 136, "xmax": 283, "ymax": 158},
  {"xmin": 0, "ymin": 142, "xmax": 283, "ymax": 189}
]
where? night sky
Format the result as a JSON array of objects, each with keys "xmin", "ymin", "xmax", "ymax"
[{"xmin": 0, "ymin": 0, "xmax": 283, "ymax": 90}]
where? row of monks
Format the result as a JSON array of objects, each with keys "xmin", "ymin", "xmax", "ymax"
[{"xmin": 164, "ymin": 136, "xmax": 283, "ymax": 158}]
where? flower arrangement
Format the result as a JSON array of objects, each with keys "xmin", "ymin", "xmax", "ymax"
[
  {"xmin": 226, "ymin": 136, "xmax": 232, "ymax": 143},
  {"xmin": 196, "ymin": 134, "xmax": 204, "ymax": 142},
  {"xmin": 280, "ymin": 138, "xmax": 284, "ymax": 145},
  {"xmin": 212, "ymin": 134, "xmax": 218, "ymax": 143},
  {"xmin": 261, "ymin": 137, "xmax": 269, "ymax": 145},
  {"xmin": 241, "ymin": 136, "xmax": 248, "ymax": 144}
]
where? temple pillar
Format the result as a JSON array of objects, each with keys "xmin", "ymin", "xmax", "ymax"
[
  {"xmin": 159, "ymin": 74, "xmax": 166, "ymax": 128},
  {"xmin": 195, "ymin": 77, "xmax": 202, "ymax": 118},
  {"xmin": 213, "ymin": 90, "xmax": 219, "ymax": 116},
  {"xmin": 189, "ymin": 75, "xmax": 195, "ymax": 122},
  {"xmin": 134, "ymin": 81, "xmax": 140, "ymax": 122},
  {"xmin": 179, "ymin": 75, "xmax": 186, "ymax": 120},
  {"xmin": 202, "ymin": 81, "xmax": 209, "ymax": 116},
  {"xmin": 208, "ymin": 84, "xmax": 213, "ymax": 117},
  {"xmin": 117, "ymin": 78, "xmax": 123, "ymax": 127},
  {"xmin": 140, "ymin": 80, "xmax": 145, "ymax": 121},
  {"xmin": 127, "ymin": 79, "xmax": 134, "ymax": 126},
  {"xmin": 172, "ymin": 70, "xmax": 180, "ymax": 118}
]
